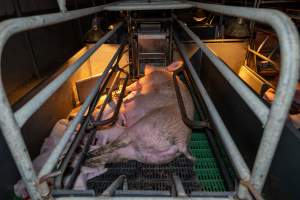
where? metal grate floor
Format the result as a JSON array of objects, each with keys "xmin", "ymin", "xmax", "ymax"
[
  {"xmin": 87, "ymin": 131, "xmax": 227, "ymax": 195},
  {"xmin": 190, "ymin": 133, "xmax": 226, "ymax": 192},
  {"xmin": 87, "ymin": 155, "xmax": 201, "ymax": 195}
]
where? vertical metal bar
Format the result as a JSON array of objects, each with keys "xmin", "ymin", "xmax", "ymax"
[
  {"xmin": 57, "ymin": 0, "xmax": 67, "ymax": 12},
  {"xmin": 101, "ymin": 175, "xmax": 126, "ymax": 196},
  {"xmin": 0, "ymin": 108, "xmax": 48, "ymax": 200}
]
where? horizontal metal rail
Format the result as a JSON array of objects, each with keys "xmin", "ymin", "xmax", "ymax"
[
  {"xmin": 0, "ymin": 4, "xmax": 120, "ymax": 200},
  {"xmin": 14, "ymin": 21, "xmax": 123, "ymax": 127},
  {"xmin": 39, "ymin": 38, "xmax": 126, "ymax": 179},
  {"xmin": 56, "ymin": 197, "xmax": 234, "ymax": 200},
  {"xmin": 103, "ymin": 0, "xmax": 193, "ymax": 11}
]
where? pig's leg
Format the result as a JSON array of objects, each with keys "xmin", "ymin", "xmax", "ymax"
[
  {"xmin": 73, "ymin": 166, "xmax": 107, "ymax": 190},
  {"xmin": 88, "ymin": 136, "xmax": 131, "ymax": 157},
  {"xmin": 126, "ymin": 80, "xmax": 142, "ymax": 93},
  {"xmin": 176, "ymin": 142, "xmax": 196, "ymax": 161},
  {"xmin": 85, "ymin": 144, "xmax": 137, "ymax": 167}
]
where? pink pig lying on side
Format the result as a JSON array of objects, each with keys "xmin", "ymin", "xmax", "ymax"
[{"xmin": 86, "ymin": 61, "xmax": 196, "ymax": 167}]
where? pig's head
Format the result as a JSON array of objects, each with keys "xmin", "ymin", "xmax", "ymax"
[{"xmin": 144, "ymin": 61, "xmax": 183, "ymax": 75}]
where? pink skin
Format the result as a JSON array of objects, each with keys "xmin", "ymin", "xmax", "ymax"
[
  {"xmin": 86, "ymin": 105, "xmax": 195, "ymax": 167},
  {"xmin": 73, "ymin": 166, "xmax": 107, "ymax": 190},
  {"xmin": 92, "ymin": 100, "xmax": 127, "ymax": 147},
  {"xmin": 86, "ymin": 61, "xmax": 196, "ymax": 166},
  {"xmin": 14, "ymin": 119, "xmax": 69, "ymax": 198},
  {"xmin": 125, "ymin": 61, "xmax": 183, "ymax": 93},
  {"xmin": 120, "ymin": 61, "xmax": 185, "ymax": 127}
]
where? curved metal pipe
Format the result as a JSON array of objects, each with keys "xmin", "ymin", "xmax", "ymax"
[{"xmin": 177, "ymin": 2, "xmax": 300, "ymax": 192}]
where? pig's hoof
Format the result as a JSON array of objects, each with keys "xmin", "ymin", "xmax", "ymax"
[{"xmin": 184, "ymin": 151, "xmax": 197, "ymax": 162}]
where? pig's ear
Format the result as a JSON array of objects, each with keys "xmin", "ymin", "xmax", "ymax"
[{"xmin": 166, "ymin": 61, "xmax": 184, "ymax": 72}]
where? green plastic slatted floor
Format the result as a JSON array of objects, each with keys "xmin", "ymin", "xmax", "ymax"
[{"xmin": 189, "ymin": 131, "xmax": 226, "ymax": 192}]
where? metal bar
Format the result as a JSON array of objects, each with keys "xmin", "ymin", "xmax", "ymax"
[
  {"xmin": 57, "ymin": 0, "xmax": 67, "ymax": 12},
  {"xmin": 56, "ymin": 197, "xmax": 233, "ymax": 200},
  {"xmin": 172, "ymin": 175, "xmax": 187, "ymax": 197},
  {"xmin": 14, "ymin": 21, "xmax": 124, "ymax": 127},
  {"xmin": 101, "ymin": 175, "xmax": 126, "ymax": 196},
  {"xmin": 55, "ymin": 64, "xmax": 117, "ymax": 188},
  {"xmin": 174, "ymin": 3, "xmax": 300, "ymax": 192},
  {"xmin": 103, "ymin": 1, "xmax": 193, "ymax": 11},
  {"xmin": 173, "ymin": 70, "xmax": 208, "ymax": 129},
  {"xmin": 0, "ymin": 3, "xmax": 118, "ymax": 200},
  {"xmin": 0, "ymin": 109, "xmax": 48, "ymax": 199},
  {"xmin": 261, "ymin": 0, "xmax": 299, "ymax": 4},
  {"xmin": 52, "ymin": 189, "xmax": 95, "ymax": 197},
  {"xmin": 38, "ymin": 38, "xmax": 126, "ymax": 179},
  {"xmin": 54, "ymin": 116, "xmax": 90, "ymax": 189},
  {"xmin": 248, "ymin": 47, "xmax": 279, "ymax": 69},
  {"xmin": 174, "ymin": 16, "xmax": 269, "ymax": 125},
  {"xmin": 91, "ymin": 70, "xmax": 129, "ymax": 127},
  {"xmin": 115, "ymin": 190, "xmax": 170, "ymax": 197},
  {"xmin": 174, "ymin": 32, "xmax": 251, "ymax": 182},
  {"xmin": 65, "ymin": 68, "xmax": 128, "ymax": 189},
  {"xmin": 183, "ymin": 69, "xmax": 235, "ymax": 191}
]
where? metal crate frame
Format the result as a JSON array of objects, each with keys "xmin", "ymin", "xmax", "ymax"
[{"xmin": 0, "ymin": 0, "xmax": 299, "ymax": 199}]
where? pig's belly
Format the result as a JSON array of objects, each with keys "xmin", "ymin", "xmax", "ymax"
[{"xmin": 136, "ymin": 145, "xmax": 181, "ymax": 164}]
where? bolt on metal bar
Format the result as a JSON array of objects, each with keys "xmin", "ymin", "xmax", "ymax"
[
  {"xmin": 174, "ymin": 32, "xmax": 251, "ymax": 182},
  {"xmin": 176, "ymin": 2, "xmax": 300, "ymax": 192},
  {"xmin": 38, "ymin": 38, "xmax": 126, "ymax": 179},
  {"xmin": 14, "ymin": 21, "xmax": 124, "ymax": 127}
]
